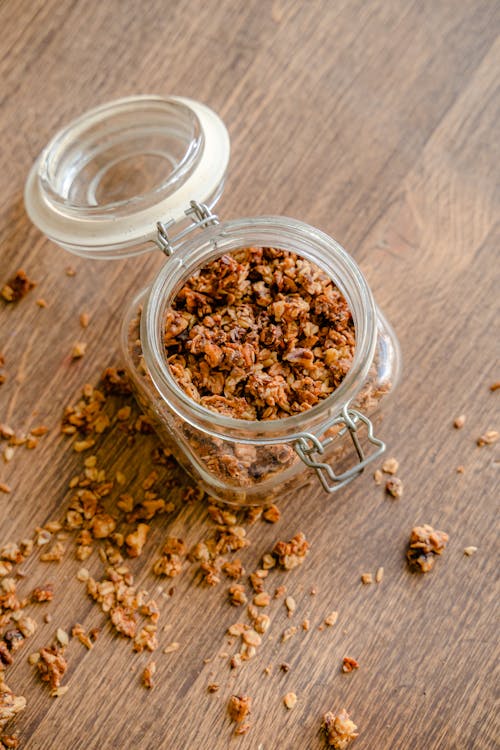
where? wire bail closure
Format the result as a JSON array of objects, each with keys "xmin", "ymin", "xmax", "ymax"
[
  {"xmin": 294, "ymin": 406, "xmax": 385, "ymax": 493},
  {"xmin": 156, "ymin": 200, "xmax": 220, "ymax": 256}
]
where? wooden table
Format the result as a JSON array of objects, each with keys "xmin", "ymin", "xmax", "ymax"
[{"xmin": 1, "ymin": 1, "xmax": 498, "ymax": 748}]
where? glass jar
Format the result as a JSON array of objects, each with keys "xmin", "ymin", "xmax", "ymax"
[{"xmin": 25, "ymin": 95, "xmax": 401, "ymax": 506}]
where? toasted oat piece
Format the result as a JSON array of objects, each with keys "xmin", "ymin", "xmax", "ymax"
[
  {"xmin": 407, "ymin": 524, "xmax": 448, "ymax": 572},
  {"xmin": 283, "ymin": 692, "xmax": 297, "ymax": 709},
  {"xmin": 322, "ymin": 708, "xmax": 359, "ymax": 748},
  {"xmin": 142, "ymin": 660, "xmax": 156, "ymax": 689},
  {"xmin": 228, "ymin": 694, "xmax": 251, "ymax": 723},
  {"xmin": 342, "ymin": 656, "xmax": 359, "ymax": 673},
  {"xmin": 381, "ymin": 457, "xmax": 399, "ymax": 474},
  {"xmin": 477, "ymin": 430, "xmax": 499, "ymax": 446}
]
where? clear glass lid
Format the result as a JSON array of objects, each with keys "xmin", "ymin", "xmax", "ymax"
[{"xmin": 24, "ymin": 96, "xmax": 230, "ymax": 259}]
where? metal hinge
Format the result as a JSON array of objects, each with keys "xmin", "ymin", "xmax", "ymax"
[
  {"xmin": 294, "ymin": 406, "xmax": 385, "ymax": 494},
  {"xmin": 156, "ymin": 200, "xmax": 219, "ymax": 256}
]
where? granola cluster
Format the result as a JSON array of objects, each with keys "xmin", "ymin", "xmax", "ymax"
[
  {"xmin": 322, "ymin": 708, "xmax": 359, "ymax": 748},
  {"xmin": 407, "ymin": 525, "xmax": 449, "ymax": 572},
  {"xmin": 1, "ymin": 270, "xmax": 35, "ymax": 303},
  {"xmin": 164, "ymin": 247, "xmax": 355, "ymax": 421}
]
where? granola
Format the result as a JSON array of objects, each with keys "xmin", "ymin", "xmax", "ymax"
[
  {"xmin": 1, "ymin": 271, "xmax": 35, "ymax": 303},
  {"xmin": 228, "ymin": 694, "xmax": 251, "ymax": 723},
  {"xmin": 0, "ymin": 679, "xmax": 26, "ymax": 731},
  {"xmin": 36, "ymin": 645, "xmax": 67, "ymax": 692},
  {"xmin": 322, "ymin": 708, "xmax": 359, "ymax": 748},
  {"xmin": 407, "ymin": 524, "xmax": 449, "ymax": 572},
  {"xmin": 164, "ymin": 248, "xmax": 355, "ymax": 421}
]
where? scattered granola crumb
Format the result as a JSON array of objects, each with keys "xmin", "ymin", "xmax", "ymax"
[
  {"xmin": 163, "ymin": 642, "xmax": 180, "ymax": 654},
  {"xmin": 56, "ymin": 629, "xmax": 69, "ymax": 647},
  {"xmin": 385, "ymin": 477, "xmax": 403, "ymax": 499},
  {"xmin": 207, "ymin": 683, "xmax": 219, "ymax": 693},
  {"xmin": 234, "ymin": 723, "xmax": 251, "ymax": 736},
  {"xmin": 453, "ymin": 415, "xmax": 466, "ymax": 429},
  {"xmin": 36, "ymin": 298, "xmax": 48, "ymax": 308},
  {"xmin": 79, "ymin": 312, "xmax": 90, "ymax": 328},
  {"xmin": 253, "ymin": 592, "xmax": 270, "ymax": 607},
  {"xmin": 373, "ymin": 469, "xmax": 383, "ymax": 485},
  {"xmin": 490, "ymin": 382, "xmax": 500, "ymax": 391},
  {"xmin": 302, "ymin": 618, "xmax": 310, "ymax": 631},
  {"xmin": 1, "ymin": 270, "xmax": 36, "ymax": 303},
  {"xmin": 285, "ymin": 596, "xmax": 296, "ymax": 615},
  {"xmin": 280, "ymin": 662, "xmax": 290, "ymax": 673},
  {"xmin": 283, "ymin": 692, "xmax": 297, "ymax": 709},
  {"xmin": 142, "ymin": 660, "xmax": 156, "ymax": 689},
  {"xmin": 71, "ymin": 342, "xmax": 87, "ymax": 360},
  {"xmin": 31, "ymin": 584, "xmax": 54, "ymax": 602},
  {"xmin": 281, "ymin": 626, "xmax": 297, "ymax": 642},
  {"xmin": 477, "ymin": 430, "xmax": 499, "ymax": 446},
  {"xmin": 229, "ymin": 585, "xmax": 248, "ymax": 606},
  {"xmin": 322, "ymin": 708, "xmax": 359, "ymax": 748},
  {"xmin": 0, "ymin": 484, "xmax": 11, "ymax": 494},
  {"xmin": 456, "ymin": 465, "xmax": 465, "ymax": 474},
  {"xmin": 0, "ymin": 678, "xmax": 26, "ymax": 729},
  {"xmin": 324, "ymin": 611, "xmax": 338, "ymax": 627},
  {"xmin": 342, "ymin": 657, "xmax": 359, "ymax": 673},
  {"xmin": 272, "ymin": 532, "xmax": 309, "ymax": 570},
  {"xmin": 50, "ymin": 685, "xmax": 69, "ymax": 698},
  {"xmin": 360, "ymin": 573, "xmax": 373, "ymax": 585},
  {"xmin": 407, "ymin": 524, "xmax": 449, "ymax": 572},
  {"xmin": 463, "ymin": 546, "xmax": 478, "ymax": 556},
  {"xmin": 228, "ymin": 694, "xmax": 251, "ymax": 723},
  {"xmin": 262, "ymin": 504, "xmax": 281, "ymax": 523},
  {"xmin": 36, "ymin": 645, "xmax": 67, "ymax": 691},
  {"xmin": 382, "ymin": 457, "xmax": 399, "ymax": 474},
  {"xmin": 375, "ymin": 566, "xmax": 384, "ymax": 583},
  {"xmin": 65, "ymin": 267, "xmax": 76, "ymax": 277}
]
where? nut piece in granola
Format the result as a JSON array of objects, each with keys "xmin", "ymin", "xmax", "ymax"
[
  {"xmin": 228, "ymin": 694, "xmax": 251, "ymax": 723},
  {"xmin": 407, "ymin": 524, "xmax": 449, "ymax": 572},
  {"xmin": 322, "ymin": 708, "xmax": 359, "ymax": 748}
]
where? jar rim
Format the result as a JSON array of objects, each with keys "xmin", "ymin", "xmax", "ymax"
[{"xmin": 141, "ymin": 216, "xmax": 378, "ymax": 440}]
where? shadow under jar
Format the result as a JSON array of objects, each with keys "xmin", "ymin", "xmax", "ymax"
[{"xmin": 25, "ymin": 95, "xmax": 401, "ymax": 507}]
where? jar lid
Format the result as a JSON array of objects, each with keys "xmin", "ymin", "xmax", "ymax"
[{"xmin": 24, "ymin": 96, "xmax": 230, "ymax": 259}]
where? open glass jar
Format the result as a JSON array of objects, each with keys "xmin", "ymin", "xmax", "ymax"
[{"xmin": 25, "ymin": 95, "xmax": 401, "ymax": 506}]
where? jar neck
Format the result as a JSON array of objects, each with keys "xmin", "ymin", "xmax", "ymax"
[{"xmin": 141, "ymin": 216, "xmax": 377, "ymax": 441}]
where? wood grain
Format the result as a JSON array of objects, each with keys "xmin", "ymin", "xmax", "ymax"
[{"xmin": 0, "ymin": 1, "xmax": 499, "ymax": 748}]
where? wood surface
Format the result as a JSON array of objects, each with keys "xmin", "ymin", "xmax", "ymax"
[{"xmin": 0, "ymin": 1, "xmax": 499, "ymax": 748}]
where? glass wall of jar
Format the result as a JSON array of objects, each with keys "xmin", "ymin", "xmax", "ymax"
[{"xmin": 121, "ymin": 217, "xmax": 401, "ymax": 506}]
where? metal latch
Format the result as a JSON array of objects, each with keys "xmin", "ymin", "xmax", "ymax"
[
  {"xmin": 294, "ymin": 406, "xmax": 385, "ymax": 493},
  {"xmin": 156, "ymin": 200, "xmax": 219, "ymax": 256}
]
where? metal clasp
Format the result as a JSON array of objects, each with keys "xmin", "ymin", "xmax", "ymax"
[
  {"xmin": 156, "ymin": 200, "xmax": 220, "ymax": 256},
  {"xmin": 294, "ymin": 406, "xmax": 385, "ymax": 493}
]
